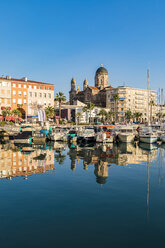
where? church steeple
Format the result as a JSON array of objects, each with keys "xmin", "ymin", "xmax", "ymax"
[
  {"xmin": 83, "ymin": 78, "xmax": 88, "ymax": 90},
  {"xmin": 71, "ymin": 77, "xmax": 76, "ymax": 91}
]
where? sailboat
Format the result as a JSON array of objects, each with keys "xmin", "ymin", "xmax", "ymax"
[{"xmin": 139, "ymin": 69, "xmax": 158, "ymax": 144}]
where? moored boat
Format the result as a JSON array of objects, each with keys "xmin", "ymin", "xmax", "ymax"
[
  {"xmin": 139, "ymin": 127, "xmax": 158, "ymax": 144},
  {"xmin": 118, "ymin": 126, "xmax": 135, "ymax": 143}
]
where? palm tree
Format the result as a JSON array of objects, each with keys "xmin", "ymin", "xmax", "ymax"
[
  {"xmin": 2, "ymin": 107, "xmax": 11, "ymax": 121},
  {"xmin": 133, "ymin": 112, "xmax": 142, "ymax": 122},
  {"xmin": 45, "ymin": 106, "xmax": 55, "ymax": 119},
  {"xmin": 150, "ymin": 100, "xmax": 155, "ymax": 123},
  {"xmin": 76, "ymin": 112, "xmax": 82, "ymax": 125},
  {"xmin": 12, "ymin": 109, "xmax": 22, "ymax": 123},
  {"xmin": 156, "ymin": 112, "xmax": 163, "ymax": 122},
  {"xmin": 54, "ymin": 92, "xmax": 66, "ymax": 120},
  {"xmin": 99, "ymin": 109, "xmax": 107, "ymax": 124},
  {"xmin": 106, "ymin": 111, "xmax": 114, "ymax": 123},
  {"xmin": 113, "ymin": 94, "xmax": 119, "ymax": 122},
  {"xmin": 125, "ymin": 110, "xmax": 132, "ymax": 123},
  {"xmin": 83, "ymin": 103, "xmax": 95, "ymax": 124}
]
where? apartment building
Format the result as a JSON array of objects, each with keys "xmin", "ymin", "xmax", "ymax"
[
  {"xmin": 0, "ymin": 76, "xmax": 55, "ymax": 119},
  {"xmin": 106, "ymin": 86, "xmax": 157, "ymax": 122},
  {"xmin": 0, "ymin": 76, "xmax": 11, "ymax": 113}
]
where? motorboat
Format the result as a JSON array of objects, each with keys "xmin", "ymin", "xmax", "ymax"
[
  {"xmin": 139, "ymin": 127, "xmax": 158, "ymax": 144},
  {"xmin": 14, "ymin": 126, "xmax": 33, "ymax": 145},
  {"xmin": 96, "ymin": 125, "xmax": 115, "ymax": 143},
  {"xmin": 50, "ymin": 127, "xmax": 68, "ymax": 141},
  {"xmin": 118, "ymin": 126, "xmax": 135, "ymax": 143},
  {"xmin": 78, "ymin": 127, "xmax": 96, "ymax": 143}
]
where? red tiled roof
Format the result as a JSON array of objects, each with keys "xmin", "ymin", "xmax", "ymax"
[
  {"xmin": 89, "ymin": 86, "xmax": 99, "ymax": 90},
  {"xmin": 0, "ymin": 77, "xmax": 54, "ymax": 86},
  {"xmin": 105, "ymin": 85, "xmax": 114, "ymax": 89}
]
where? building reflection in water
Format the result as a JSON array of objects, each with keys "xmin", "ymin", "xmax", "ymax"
[
  {"xmin": 67, "ymin": 142, "xmax": 160, "ymax": 185},
  {"xmin": 0, "ymin": 144, "xmax": 55, "ymax": 180}
]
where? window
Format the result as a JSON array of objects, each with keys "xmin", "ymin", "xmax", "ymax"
[
  {"xmin": 48, "ymin": 93, "xmax": 51, "ymax": 98},
  {"xmin": 29, "ymin": 85, "xmax": 32, "ymax": 89},
  {"xmin": 18, "ymin": 91, "xmax": 21, "ymax": 96},
  {"xmin": 29, "ymin": 100, "xmax": 32, "ymax": 104},
  {"xmin": 44, "ymin": 101, "xmax": 46, "ymax": 105},
  {"xmin": 18, "ymin": 84, "xmax": 21, "ymax": 88},
  {"xmin": 13, "ymin": 83, "xmax": 16, "ymax": 87},
  {"xmin": 44, "ymin": 87, "xmax": 47, "ymax": 90},
  {"xmin": 24, "ymin": 85, "xmax": 27, "ymax": 88},
  {"xmin": 35, "ymin": 92, "xmax": 37, "ymax": 97},
  {"xmin": 39, "ymin": 86, "xmax": 42, "ymax": 90},
  {"xmin": 13, "ymin": 99, "xmax": 16, "ymax": 104},
  {"xmin": 48, "ymin": 101, "xmax": 51, "ymax": 105},
  {"xmin": 13, "ymin": 90, "xmax": 16, "ymax": 96},
  {"xmin": 29, "ymin": 92, "xmax": 32, "ymax": 97},
  {"xmin": 44, "ymin": 93, "xmax": 46, "ymax": 98},
  {"xmin": 2, "ymin": 82, "xmax": 7, "ymax": 86},
  {"xmin": 18, "ymin": 99, "xmax": 22, "ymax": 104},
  {"xmin": 24, "ymin": 92, "xmax": 26, "ymax": 96},
  {"xmin": 34, "ymin": 86, "xmax": 37, "ymax": 89},
  {"xmin": 24, "ymin": 99, "xmax": 26, "ymax": 104},
  {"xmin": 48, "ymin": 87, "xmax": 51, "ymax": 90},
  {"xmin": 40, "ymin": 93, "xmax": 42, "ymax": 97},
  {"xmin": 7, "ymin": 99, "xmax": 10, "ymax": 104}
]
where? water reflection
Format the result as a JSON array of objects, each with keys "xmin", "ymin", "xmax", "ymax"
[
  {"xmin": 0, "ymin": 142, "xmax": 164, "ymax": 183},
  {"xmin": 66, "ymin": 142, "xmax": 161, "ymax": 184},
  {"xmin": 0, "ymin": 143, "xmax": 55, "ymax": 179}
]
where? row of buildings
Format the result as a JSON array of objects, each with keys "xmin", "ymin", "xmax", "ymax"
[
  {"xmin": 68, "ymin": 65, "xmax": 164, "ymax": 123},
  {"xmin": 0, "ymin": 65, "xmax": 164, "ymax": 123},
  {"xmin": 0, "ymin": 76, "xmax": 54, "ymax": 119}
]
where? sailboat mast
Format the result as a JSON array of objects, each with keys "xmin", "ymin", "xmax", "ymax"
[{"xmin": 147, "ymin": 69, "xmax": 150, "ymax": 124}]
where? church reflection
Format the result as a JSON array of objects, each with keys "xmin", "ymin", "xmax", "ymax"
[
  {"xmin": 67, "ymin": 142, "xmax": 160, "ymax": 185},
  {"xmin": 0, "ymin": 141, "xmax": 164, "ymax": 185}
]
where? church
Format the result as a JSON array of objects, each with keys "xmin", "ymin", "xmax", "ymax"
[{"xmin": 69, "ymin": 65, "xmax": 113, "ymax": 107}]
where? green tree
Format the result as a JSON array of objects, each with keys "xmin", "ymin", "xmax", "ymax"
[
  {"xmin": 83, "ymin": 103, "xmax": 95, "ymax": 124},
  {"xmin": 125, "ymin": 110, "xmax": 132, "ymax": 122},
  {"xmin": 150, "ymin": 100, "xmax": 155, "ymax": 123},
  {"xmin": 2, "ymin": 107, "xmax": 11, "ymax": 122},
  {"xmin": 106, "ymin": 111, "xmax": 114, "ymax": 123},
  {"xmin": 76, "ymin": 112, "xmax": 83, "ymax": 125},
  {"xmin": 45, "ymin": 106, "xmax": 55, "ymax": 119},
  {"xmin": 99, "ymin": 109, "xmax": 107, "ymax": 124},
  {"xmin": 133, "ymin": 112, "xmax": 142, "ymax": 122},
  {"xmin": 12, "ymin": 109, "xmax": 22, "ymax": 123},
  {"xmin": 156, "ymin": 112, "xmax": 163, "ymax": 122},
  {"xmin": 54, "ymin": 92, "xmax": 66, "ymax": 120},
  {"xmin": 113, "ymin": 94, "xmax": 119, "ymax": 122}
]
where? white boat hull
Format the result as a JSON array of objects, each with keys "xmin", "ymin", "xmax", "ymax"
[
  {"xmin": 118, "ymin": 134, "xmax": 135, "ymax": 143},
  {"xmin": 139, "ymin": 135, "xmax": 157, "ymax": 144},
  {"xmin": 96, "ymin": 133, "xmax": 114, "ymax": 143}
]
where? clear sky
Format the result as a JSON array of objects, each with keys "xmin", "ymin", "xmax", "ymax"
[{"xmin": 0, "ymin": 0, "xmax": 165, "ymax": 99}]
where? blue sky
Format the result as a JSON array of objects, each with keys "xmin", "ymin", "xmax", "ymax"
[{"xmin": 0, "ymin": 0, "xmax": 165, "ymax": 98}]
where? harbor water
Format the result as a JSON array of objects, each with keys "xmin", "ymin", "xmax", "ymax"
[{"xmin": 0, "ymin": 142, "xmax": 165, "ymax": 248}]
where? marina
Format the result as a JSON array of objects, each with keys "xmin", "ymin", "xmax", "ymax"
[{"xmin": 0, "ymin": 141, "xmax": 165, "ymax": 247}]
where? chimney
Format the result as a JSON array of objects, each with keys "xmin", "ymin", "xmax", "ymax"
[
  {"xmin": 6, "ymin": 75, "xmax": 11, "ymax": 80},
  {"xmin": 22, "ymin": 77, "xmax": 28, "ymax": 82}
]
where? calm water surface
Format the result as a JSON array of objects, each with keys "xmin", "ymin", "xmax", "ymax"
[{"xmin": 0, "ymin": 142, "xmax": 165, "ymax": 248}]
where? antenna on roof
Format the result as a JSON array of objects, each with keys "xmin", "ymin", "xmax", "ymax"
[
  {"xmin": 2, "ymin": 74, "xmax": 4, "ymax": 78},
  {"xmin": 101, "ymin": 64, "xmax": 103, "ymax": 67}
]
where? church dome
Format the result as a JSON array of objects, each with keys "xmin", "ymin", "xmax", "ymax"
[{"xmin": 96, "ymin": 65, "xmax": 108, "ymax": 75}]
